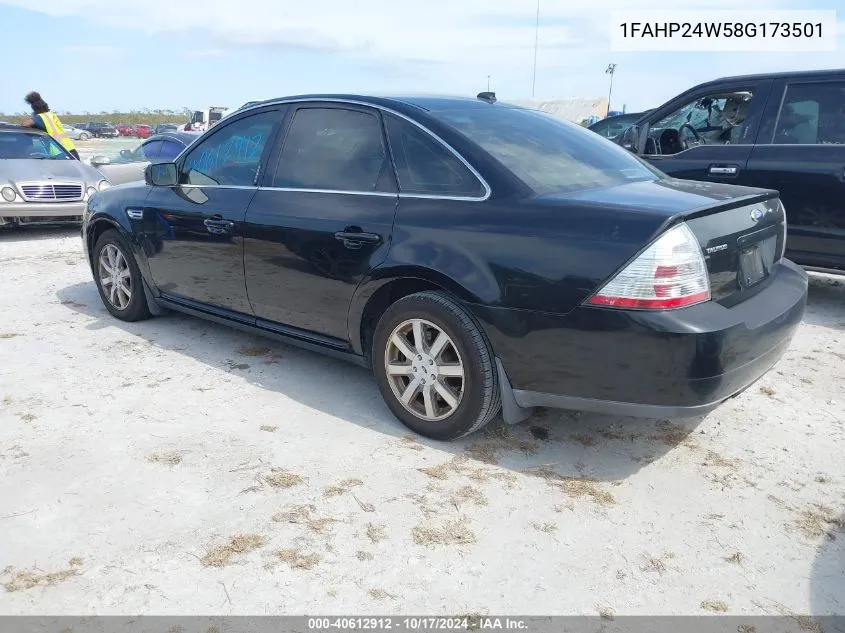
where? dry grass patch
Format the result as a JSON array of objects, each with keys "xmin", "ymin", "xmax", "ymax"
[
  {"xmin": 465, "ymin": 443, "xmax": 499, "ymax": 465},
  {"xmin": 147, "ymin": 452, "xmax": 182, "ymax": 466},
  {"xmin": 324, "ymin": 478, "xmax": 363, "ymax": 497},
  {"xmin": 272, "ymin": 504, "xmax": 339, "ymax": 534},
  {"xmin": 701, "ymin": 600, "xmax": 729, "ymax": 613},
  {"xmin": 418, "ymin": 456, "xmax": 517, "ymax": 488},
  {"xmin": 365, "ymin": 523, "xmax": 387, "ymax": 544},
  {"xmin": 641, "ymin": 555, "xmax": 669, "ymax": 575},
  {"xmin": 237, "ymin": 345, "xmax": 272, "ymax": 357},
  {"xmin": 2, "ymin": 557, "xmax": 83, "ymax": 592},
  {"xmin": 412, "ymin": 518, "xmax": 476, "ymax": 547},
  {"xmin": 356, "ymin": 551, "xmax": 374, "ymax": 561},
  {"xmin": 795, "ymin": 504, "xmax": 844, "ymax": 539},
  {"xmin": 399, "ymin": 435, "xmax": 425, "ymax": 451},
  {"xmin": 368, "ymin": 588, "xmax": 398, "ymax": 601},
  {"xmin": 703, "ymin": 450, "xmax": 740, "ymax": 470},
  {"xmin": 201, "ymin": 533, "xmax": 266, "ymax": 567},
  {"xmin": 16, "ymin": 412, "xmax": 36, "ymax": 423},
  {"xmin": 276, "ymin": 548, "xmax": 321, "ymax": 571},
  {"xmin": 452, "ymin": 485, "xmax": 488, "ymax": 507},
  {"xmin": 650, "ymin": 420, "xmax": 697, "ymax": 448},
  {"xmin": 531, "ymin": 521, "xmax": 557, "ymax": 533},
  {"xmin": 265, "ymin": 468, "xmax": 305, "ymax": 489},
  {"xmin": 569, "ymin": 434, "xmax": 599, "ymax": 447},
  {"xmin": 0, "ymin": 333, "xmax": 20, "ymax": 339},
  {"xmin": 759, "ymin": 385, "xmax": 777, "ymax": 397},
  {"xmin": 260, "ymin": 425, "xmax": 278, "ymax": 433},
  {"xmin": 526, "ymin": 464, "xmax": 616, "ymax": 506}
]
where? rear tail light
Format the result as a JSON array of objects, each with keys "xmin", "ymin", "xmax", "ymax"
[{"xmin": 587, "ymin": 222, "xmax": 710, "ymax": 310}]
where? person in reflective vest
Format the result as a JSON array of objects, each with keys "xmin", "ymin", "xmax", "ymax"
[{"xmin": 19, "ymin": 91, "xmax": 80, "ymax": 159}]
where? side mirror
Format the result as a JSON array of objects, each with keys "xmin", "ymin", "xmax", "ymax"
[
  {"xmin": 90, "ymin": 155, "xmax": 111, "ymax": 166},
  {"xmin": 627, "ymin": 125, "xmax": 641, "ymax": 153},
  {"xmin": 145, "ymin": 162, "xmax": 178, "ymax": 187}
]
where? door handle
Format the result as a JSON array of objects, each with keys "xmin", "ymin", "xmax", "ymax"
[
  {"xmin": 204, "ymin": 218, "xmax": 234, "ymax": 234},
  {"xmin": 334, "ymin": 230, "xmax": 381, "ymax": 249},
  {"xmin": 709, "ymin": 165, "xmax": 738, "ymax": 176}
]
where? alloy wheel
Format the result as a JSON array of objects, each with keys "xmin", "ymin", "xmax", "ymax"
[
  {"xmin": 384, "ymin": 318, "xmax": 465, "ymax": 422},
  {"xmin": 98, "ymin": 243, "xmax": 132, "ymax": 310}
]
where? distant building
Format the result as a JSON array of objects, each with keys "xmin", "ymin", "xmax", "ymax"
[{"xmin": 508, "ymin": 97, "xmax": 610, "ymax": 124}]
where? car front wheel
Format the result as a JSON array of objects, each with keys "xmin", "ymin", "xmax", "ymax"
[
  {"xmin": 79, "ymin": 132, "xmax": 90, "ymax": 140},
  {"xmin": 372, "ymin": 291, "xmax": 501, "ymax": 440},
  {"xmin": 92, "ymin": 229, "xmax": 151, "ymax": 322}
]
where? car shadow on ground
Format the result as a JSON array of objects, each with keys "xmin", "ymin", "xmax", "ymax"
[
  {"xmin": 0, "ymin": 224, "xmax": 80, "ymax": 243},
  {"xmin": 804, "ymin": 273, "xmax": 845, "ymax": 330},
  {"xmin": 55, "ymin": 281, "xmax": 715, "ymax": 486},
  {"xmin": 810, "ymin": 510, "xmax": 845, "ymax": 628}
]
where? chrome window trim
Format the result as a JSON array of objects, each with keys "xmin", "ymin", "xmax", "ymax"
[{"xmin": 174, "ymin": 97, "xmax": 492, "ymax": 202}]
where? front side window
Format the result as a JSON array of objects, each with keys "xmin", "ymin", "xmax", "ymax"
[
  {"xmin": 181, "ymin": 111, "xmax": 277, "ymax": 186},
  {"xmin": 645, "ymin": 89, "xmax": 757, "ymax": 155},
  {"xmin": 141, "ymin": 140, "xmax": 163, "ymax": 161},
  {"xmin": 773, "ymin": 81, "xmax": 845, "ymax": 145},
  {"xmin": 437, "ymin": 107, "xmax": 657, "ymax": 196},
  {"xmin": 384, "ymin": 113, "xmax": 484, "ymax": 197},
  {"xmin": 273, "ymin": 107, "xmax": 392, "ymax": 192}
]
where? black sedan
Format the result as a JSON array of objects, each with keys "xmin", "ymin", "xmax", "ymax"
[{"xmin": 80, "ymin": 93, "xmax": 808, "ymax": 440}]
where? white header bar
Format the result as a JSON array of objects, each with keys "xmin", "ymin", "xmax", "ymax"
[{"xmin": 611, "ymin": 10, "xmax": 837, "ymax": 52}]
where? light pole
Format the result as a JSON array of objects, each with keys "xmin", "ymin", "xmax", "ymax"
[
  {"xmin": 531, "ymin": 0, "xmax": 540, "ymax": 98},
  {"xmin": 605, "ymin": 63, "xmax": 617, "ymax": 117},
  {"xmin": 487, "ymin": 75, "xmax": 491, "ymax": 92}
]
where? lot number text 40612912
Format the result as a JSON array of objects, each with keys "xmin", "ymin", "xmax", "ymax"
[{"xmin": 307, "ymin": 617, "xmax": 529, "ymax": 631}]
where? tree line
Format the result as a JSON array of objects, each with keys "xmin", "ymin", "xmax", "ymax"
[{"xmin": 0, "ymin": 108, "xmax": 191, "ymax": 125}]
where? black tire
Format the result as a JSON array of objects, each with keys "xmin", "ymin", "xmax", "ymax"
[
  {"xmin": 372, "ymin": 291, "xmax": 501, "ymax": 440},
  {"xmin": 79, "ymin": 132, "xmax": 90, "ymax": 141},
  {"xmin": 92, "ymin": 229, "xmax": 152, "ymax": 322}
]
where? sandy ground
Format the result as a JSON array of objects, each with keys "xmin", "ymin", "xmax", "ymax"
[{"xmin": 0, "ymin": 225, "xmax": 844, "ymax": 617}]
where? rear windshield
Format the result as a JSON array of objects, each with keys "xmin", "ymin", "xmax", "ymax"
[{"xmin": 436, "ymin": 106, "xmax": 660, "ymax": 195}]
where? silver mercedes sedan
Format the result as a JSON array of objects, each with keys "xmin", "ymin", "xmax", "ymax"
[{"xmin": 0, "ymin": 127, "xmax": 110, "ymax": 227}]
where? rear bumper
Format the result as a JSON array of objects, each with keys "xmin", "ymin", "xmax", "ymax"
[
  {"xmin": 0, "ymin": 201, "xmax": 86, "ymax": 218},
  {"xmin": 474, "ymin": 259, "xmax": 808, "ymax": 418}
]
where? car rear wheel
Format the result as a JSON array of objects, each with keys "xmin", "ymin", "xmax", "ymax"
[
  {"xmin": 93, "ymin": 229, "xmax": 151, "ymax": 322},
  {"xmin": 372, "ymin": 291, "xmax": 501, "ymax": 440},
  {"xmin": 79, "ymin": 132, "xmax": 90, "ymax": 140}
]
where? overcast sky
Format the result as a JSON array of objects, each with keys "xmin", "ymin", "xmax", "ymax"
[{"xmin": 0, "ymin": 0, "xmax": 842, "ymax": 115}]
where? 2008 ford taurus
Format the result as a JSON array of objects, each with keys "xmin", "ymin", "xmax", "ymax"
[{"xmin": 80, "ymin": 92, "xmax": 808, "ymax": 440}]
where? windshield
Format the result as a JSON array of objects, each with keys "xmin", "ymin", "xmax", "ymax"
[
  {"xmin": 0, "ymin": 132, "xmax": 72, "ymax": 160},
  {"xmin": 437, "ymin": 106, "xmax": 659, "ymax": 195}
]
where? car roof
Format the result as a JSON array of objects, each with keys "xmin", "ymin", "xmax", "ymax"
[
  {"xmin": 710, "ymin": 67, "xmax": 844, "ymax": 83},
  {"xmin": 147, "ymin": 132, "xmax": 199, "ymax": 145},
  {"xmin": 0, "ymin": 126, "xmax": 49, "ymax": 136},
  {"xmin": 235, "ymin": 93, "xmax": 528, "ymax": 118}
]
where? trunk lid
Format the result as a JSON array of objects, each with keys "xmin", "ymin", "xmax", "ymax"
[{"xmin": 682, "ymin": 193, "xmax": 786, "ymax": 304}]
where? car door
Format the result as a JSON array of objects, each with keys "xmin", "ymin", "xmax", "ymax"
[
  {"xmin": 744, "ymin": 76, "xmax": 845, "ymax": 271},
  {"xmin": 243, "ymin": 102, "xmax": 398, "ymax": 343},
  {"xmin": 142, "ymin": 108, "xmax": 283, "ymax": 315},
  {"xmin": 635, "ymin": 79, "xmax": 772, "ymax": 186}
]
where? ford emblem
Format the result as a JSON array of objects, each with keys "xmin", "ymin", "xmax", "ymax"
[{"xmin": 750, "ymin": 207, "xmax": 764, "ymax": 223}]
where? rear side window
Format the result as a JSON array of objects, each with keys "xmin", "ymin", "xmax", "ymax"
[
  {"xmin": 773, "ymin": 81, "xmax": 845, "ymax": 145},
  {"xmin": 384, "ymin": 113, "xmax": 485, "ymax": 198},
  {"xmin": 438, "ymin": 107, "xmax": 658, "ymax": 196},
  {"xmin": 273, "ymin": 107, "xmax": 393, "ymax": 192}
]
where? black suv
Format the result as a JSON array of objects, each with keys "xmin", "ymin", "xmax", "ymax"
[
  {"xmin": 84, "ymin": 122, "xmax": 118, "ymax": 138},
  {"xmin": 618, "ymin": 69, "xmax": 845, "ymax": 273}
]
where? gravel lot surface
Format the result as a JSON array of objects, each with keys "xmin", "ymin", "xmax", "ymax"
[{"xmin": 0, "ymin": 224, "xmax": 843, "ymax": 617}]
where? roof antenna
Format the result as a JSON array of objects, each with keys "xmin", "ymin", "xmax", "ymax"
[{"xmin": 477, "ymin": 91, "xmax": 496, "ymax": 104}]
